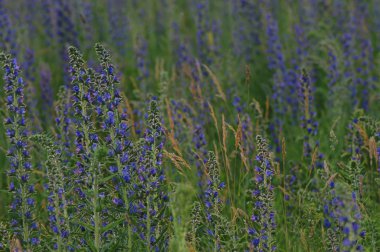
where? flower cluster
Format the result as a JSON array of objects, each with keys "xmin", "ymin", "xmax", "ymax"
[
  {"xmin": 298, "ymin": 69, "xmax": 323, "ymax": 167},
  {"xmin": 107, "ymin": 0, "xmax": 129, "ymax": 56},
  {"xmin": 95, "ymin": 43, "xmax": 134, "ymax": 248},
  {"xmin": 248, "ymin": 135, "xmax": 276, "ymax": 251},
  {"xmin": 68, "ymin": 45, "xmax": 112, "ymax": 250},
  {"xmin": 133, "ymin": 98, "xmax": 169, "ymax": 250},
  {"xmin": 203, "ymin": 151, "xmax": 225, "ymax": 250},
  {"xmin": 30, "ymin": 134, "xmax": 71, "ymax": 251},
  {"xmin": 0, "ymin": 1, "xmax": 18, "ymax": 56},
  {"xmin": 0, "ymin": 53, "xmax": 39, "ymax": 249},
  {"xmin": 323, "ymin": 182, "xmax": 365, "ymax": 251}
]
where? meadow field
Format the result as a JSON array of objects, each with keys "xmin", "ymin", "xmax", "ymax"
[{"xmin": 0, "ymin": 0, "xmax": 379, "ymax": 251}]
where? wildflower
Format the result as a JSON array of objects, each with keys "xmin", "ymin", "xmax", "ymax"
[
  {"xmin": 248, "ymin": 135, "xmax": 276, "ymax": 251},
  {"xmin": 323, "ymin": 179, "xmax": 365, "ymax": 251},
  {"xmin": 0, "ymin": 53, "xmax": 38, "ymax": 249},
  {"xmin": 0, "ymin": 2, "xmax": 18, "ymax": 56},
  {"xmin": 202, "ymin": 151, "xmax": 225, "ymax": 250},
  {"xmin": 107, "ymin": 0, "xmax": 129, "ymax": 56},
  {"xmin": 130, "ymin": 98, "xmax": 169, "ymax": 250},
  {"xmin": 39, "ymin": 65, "xmax": 54, "ymax": 109}
]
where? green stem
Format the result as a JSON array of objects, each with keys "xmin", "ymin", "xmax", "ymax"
[
  {"xmin": 21, "ymin": 184, "xmax": 29, "ymax": 249},
  {"xmin": 53, "ymin": 189, "xmax": 63, "ymax": 252},
  {"xmin": 119, "ymin": 161, "xmax": 133, "ymax": 250},
  {"xmin": 213, "ymin": 190, "xmax": 218, "ymax": 252},
  {"xmin": 146, "ymin": 197, "xmax": 151, "ymax": 251},
  {"xmin": 128, "ymin": 209, "xmax": 133, "ymax": 251},
  {"xmin": 61, "ymin": 192, "xmax": 69, "ymax": 233},
  {"xmin": 93, "ymin": 163, "xmax": 100, "ymax": 251}
]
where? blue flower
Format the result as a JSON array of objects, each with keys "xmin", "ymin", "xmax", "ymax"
[{"xmin": 109, "ymin": 165, "xmax": 118, "ymax": 173}]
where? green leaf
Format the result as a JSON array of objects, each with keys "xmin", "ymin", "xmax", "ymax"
[
  {"xmin": 99, "ymin": 174, "xmax": 117, "ymax": 184},
  {"xmin": 101, "ymin": 218, "xmax": 125, "ymax": 233},
  {"xmin": 76, "ymin": 221, "xmax": 95, "ymax": 232}
]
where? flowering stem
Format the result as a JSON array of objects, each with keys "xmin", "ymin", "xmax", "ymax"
[
  {"xmin": 94, "ymin": 43, "xmax": 133, "ymax": 249},
  {"xmin": 1, "ymin": 53, "xmax": 37, "ymax": 249}
]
